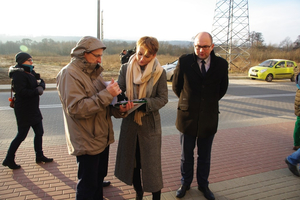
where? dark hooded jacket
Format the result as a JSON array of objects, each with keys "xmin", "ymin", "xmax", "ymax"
[{"xmin": 8, "ymin": 64, "xmax": 45, "ymax": 127}]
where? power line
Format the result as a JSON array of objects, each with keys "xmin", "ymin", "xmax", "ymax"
[{"xmin": 211, "ymin": 0, "xmax": 251, "ymax": 70}]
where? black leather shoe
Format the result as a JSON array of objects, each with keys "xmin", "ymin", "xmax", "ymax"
[
  {"xmin": 103, "ymin": 180, "xmax": 111, "ymax": 187},
  {"xmin": 176, "ymin": 185, "xmax": 190, "ymax": 198},
  {"xmin": 285, "ymin": 158, "xmax": 300, "ymax": 176},
  {"xmin": 2, "ymin": 159, "xmax": 21, "ymax": 169},
  {"xmin": 36, "ymin": 156, "xmax": 53, "ymax": 163},
  {"xmin": 198, "ymin": 186, "xmax": 215, "ymax": 200}
]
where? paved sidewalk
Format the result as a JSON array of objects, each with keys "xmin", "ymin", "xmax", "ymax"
[
  {"xmin": 1, "ymin": 76, "xmax": 300, "ymax": 199},
  {"xmin": 1, "ymin": 121, "xmax": 299, "ymax": 200}
]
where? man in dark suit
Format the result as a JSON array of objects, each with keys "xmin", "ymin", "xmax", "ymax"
[{"xmin": 172, "ymin": 32, "xmax": 228, "ymax": 200}]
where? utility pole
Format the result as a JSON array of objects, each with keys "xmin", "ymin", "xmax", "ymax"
[
  {"xmin": 97, "ymin": 0, "xmax": 100, "ymax": 39},
  {"xmin": 211, "ymin": 0, "xmax": 251, "ymax": 70},
  {"xmin": 101, "ymin": 10, "xmax": 104, "ymax": 41}
]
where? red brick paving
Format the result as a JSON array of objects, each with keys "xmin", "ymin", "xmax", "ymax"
[{"xmin": 0, "ymin": 121, "xmax": 294, "ymax": 199}]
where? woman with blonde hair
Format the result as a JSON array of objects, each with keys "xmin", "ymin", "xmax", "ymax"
[{"xmin": 115, "ymin": 36, "xmax": 168, "ymax": 200}]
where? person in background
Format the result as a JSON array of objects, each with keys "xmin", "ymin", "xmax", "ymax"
[
  {"xmin": 114, "ymin": 36, "xmax": 168, "ymax": 200},
  {"xmin": 119, "ymin": 49, "xmax": 127, "ymax": 64},
  {"xmin": 56, "ymin": 36, "xmax": 133, "ymax": 200},
  {"xmin": 121, "ymin": 47, "xmax": 136, "ymax": 64},
  {"xmin": 292, "ymin": 74, "xmax": 300, "ymax": 150},
  {"xmin": 285, "ymin": 148, "xmax": 300, "ymax": 176},
  {"xmin": 2, "ymin": 52, "xmax": 53, "ymax": 170},
  {"xmin": 172, "ymin": 32, "xmax": 228, "ymax": 200}
]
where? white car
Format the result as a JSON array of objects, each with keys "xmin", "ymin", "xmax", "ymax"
[{"xmin": 162, "ymin": 60, "xmax": 178, "ymax": 81}]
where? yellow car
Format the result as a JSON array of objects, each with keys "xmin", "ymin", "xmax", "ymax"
[{"xmin": 248, "ymin": 59, "xmax": 297, "ymax": 82}]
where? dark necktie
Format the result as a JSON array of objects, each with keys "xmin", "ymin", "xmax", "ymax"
[{"xmin": 201, "ymin": 60, "xmax": 206, "ymax": 76}]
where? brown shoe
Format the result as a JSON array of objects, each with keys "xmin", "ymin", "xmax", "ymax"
[{"xmin": 293, "ymin": 146, "xmax": 300, "ymax": 151}]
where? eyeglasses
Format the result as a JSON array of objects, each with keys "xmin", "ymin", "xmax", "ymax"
[
  {"xmin": 89, "ymin": 52, "xmax": 101, "ymax": 58},
  {"xmin": 194, "ymin": 45, "xmax": 212, "ymax": 50},
  {"xmin": 27, "ymin": 59, "xmax": 33, "ymax": 62}
]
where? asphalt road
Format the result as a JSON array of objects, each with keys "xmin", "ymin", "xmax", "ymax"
[{"xmin": 0, "ymin": 79, "xmax": 297, "ymax": 150}]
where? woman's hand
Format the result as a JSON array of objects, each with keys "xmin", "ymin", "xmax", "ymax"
[{"xmin": 119, "ymin": 101, "xmax": 134, "ymax": 113}]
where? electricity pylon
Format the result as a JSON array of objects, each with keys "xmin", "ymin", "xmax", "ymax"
[
  {"xmin": 211, "ymin": 0, "xmax": 251, "ymax": 70},
  {"xmin": 97, "ymin": 0, "xmax": 101, "ymax": 40}
]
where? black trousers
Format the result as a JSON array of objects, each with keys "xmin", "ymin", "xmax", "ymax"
[
  {"xmin": 133, "ymin": 137, "xmax": 161, "ymax": 199},
  {"xmin": 180, "ymin": 133, "xmax": 215, "ymax": 187},
  {"xmin": 76, "ymin": 146, "xmax": 109, "ymax": 200},
  {"xmin": 6, "ymin": 121, "xmax": 44, "ymax": 160}
]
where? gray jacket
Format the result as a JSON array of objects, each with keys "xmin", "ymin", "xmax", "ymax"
[{"xmin": 114, "ymin": 63, "xmax": 168, "ymax": 192}]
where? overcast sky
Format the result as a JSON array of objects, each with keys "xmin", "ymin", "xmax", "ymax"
[{"xmin": 1, "ymin": 0, "xmax": 299, "ymax": 44}]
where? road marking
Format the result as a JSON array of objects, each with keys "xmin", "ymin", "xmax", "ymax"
[
  {"xmin": 222, "ymin": 93, "xmax": 295, "ymax": 100},
  {"xmin": 0, "ymin": 93, "xmax": 295, "ymax": 111},
  {"xmin": 0, "ymin": 104, "xmax": 63, "ymax": 111}
]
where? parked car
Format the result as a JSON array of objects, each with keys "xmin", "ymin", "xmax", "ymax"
[
  {"xmin": 248, "ymin": 59, "xmax": 297, "ymax": 82},
  {"xmin": 162, "ymin": 60, "xmax": 178, "ymax": 81}
]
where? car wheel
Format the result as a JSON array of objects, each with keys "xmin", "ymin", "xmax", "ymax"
[
  {"xmin": 251, "ymin": 78, "xmax": 256, "ymax": 80},
  {"xmin": 265, "ymin": 74, "xmax": 273, "ymax": 82}
]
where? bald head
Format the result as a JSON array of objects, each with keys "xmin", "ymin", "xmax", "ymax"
[
  {"xmin": 194, "ymin": 32, "xmax": 214, "ymax": 60},
  {"xmin": 194, "ymin": 32, "xmax": 213, "ymax": 44}
]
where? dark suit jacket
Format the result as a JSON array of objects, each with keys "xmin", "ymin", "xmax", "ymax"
[{"xmin": 172, "ymin": 50, "xmax": 228, "ymax": 138}]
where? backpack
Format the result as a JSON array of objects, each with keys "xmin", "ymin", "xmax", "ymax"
[{"xmin": 296, "ymin": 73, "xmax": 300, "ymax": 89}]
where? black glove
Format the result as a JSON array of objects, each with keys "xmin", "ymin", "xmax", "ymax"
[
  {"xmin": 117, "ymin": 92, "xmax": 128, "ymax": 102},
  {"xmin": 137, "ymin": 103, "xmax": 146, "ymax": 112},
  {"xmin": 35, "ymin": 73, "xmax": 40, "ymax": 80},
  {"xmin": 39, "ymin": 79, "xmax": 46, "ymax": 90},
  {"xmin": 36, "ymin": 86, "xmax": 44, "ymax": 95}
]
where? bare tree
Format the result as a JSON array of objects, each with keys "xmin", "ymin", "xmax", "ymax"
[
  {"xmin": 249, "ymin": 31, "xmax": 264, "ymax": 47},
  {"xmin": 279, "ymin": 37, "xmax": 293, "ymax": 51},
  {"xmin": 293, "ymin": 35, "xmax": 300, "ymax": 49}
]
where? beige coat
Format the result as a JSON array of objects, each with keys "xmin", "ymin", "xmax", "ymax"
[
  {"xmin": 56, "ymin": 58, "xmax": 125, "ymax": 156},
  {"xmin": 295, "ymin": 89, "xmax": 300, "ymax": 116}
]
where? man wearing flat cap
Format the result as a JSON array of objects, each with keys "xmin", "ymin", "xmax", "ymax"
[{"xmin": 56, "ymin": 36, "xmax": 133, "ymax": 200}]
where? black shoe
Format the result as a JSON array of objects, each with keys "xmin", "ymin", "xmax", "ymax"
[
  {"xmin": 36, "ymin": 156, "xmax": 53, "ymax": 163},
  {"xmin": 2, "ymin": 159, "xmax": 21, "ymax": 169},
  {"xmin": 285, "ymin": 158, "xmax": 300, "ymax": 176},
  {"xmin": 176, "ymin": 185, "xmax": 190, "ymax": 198},
  {"xmin": 135, "ymin": 190, "xmax": 144, "ymax": 200},
  {"xmin": 198, "ymin": 186, "xmax": 215, "ymax": 200},
  {"xmin": 103, "ymin": 180, "xmax": 111, "ymax": 187}
]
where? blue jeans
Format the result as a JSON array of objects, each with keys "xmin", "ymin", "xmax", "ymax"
[
  {"xmin": 76, "ymin": 146, "xmax": 109, "ymax": 200},
  {"xmin": 287, "ymin": 148, "xmax": 300, "ymax": 167},
  {"xmin": 180, "ymin": 132, "xmax": 215, "ymax": 187},
  {"xmin": 6, "ymin": 121, "xmax": 44, "ymax": 160}
]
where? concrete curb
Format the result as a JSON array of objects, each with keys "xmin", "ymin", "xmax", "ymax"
[{"xmin": 0, "ymin": 76, "xmax": 249, "ymax": 92}]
